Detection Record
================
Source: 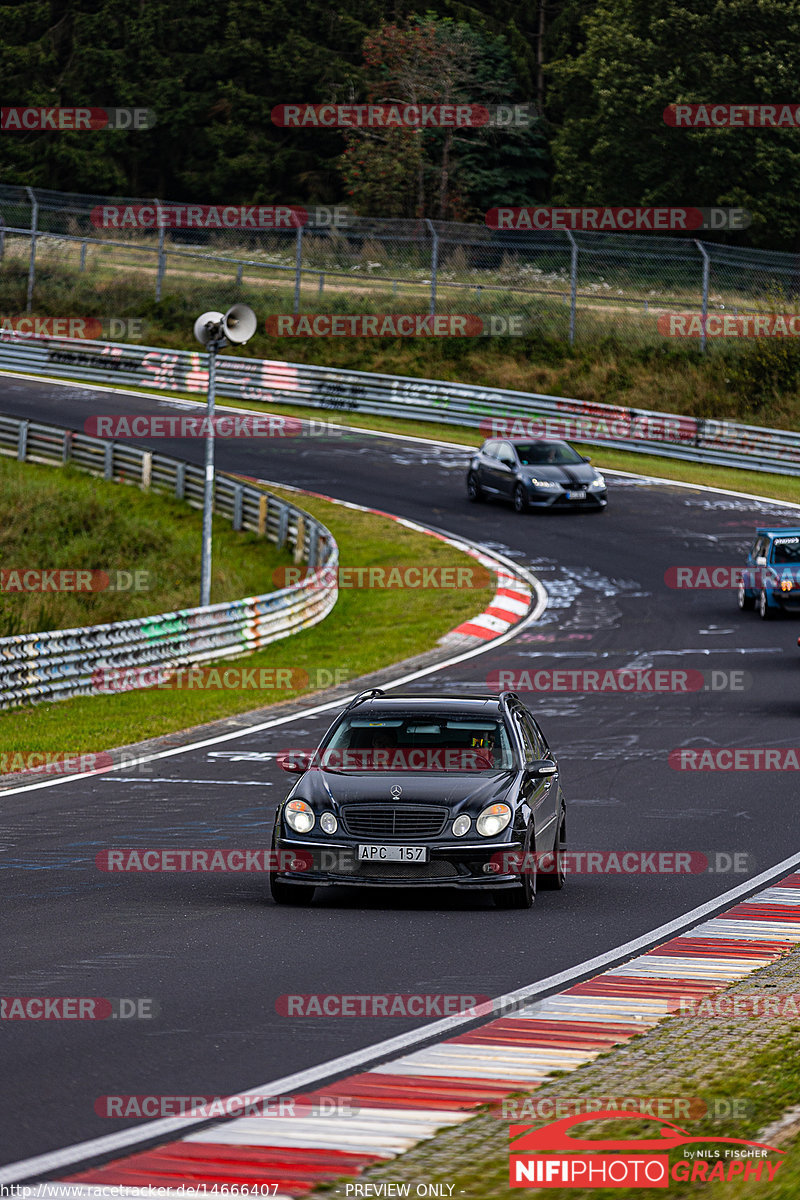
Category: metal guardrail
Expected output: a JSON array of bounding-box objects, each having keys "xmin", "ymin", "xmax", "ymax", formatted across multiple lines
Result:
[
  {"xmin": 0, "ymin": 412, "xmax": 338, "ymax": 709},
  {"xmin": 0, "ymin": 334, "xmax": 798, "ymax": 476}
]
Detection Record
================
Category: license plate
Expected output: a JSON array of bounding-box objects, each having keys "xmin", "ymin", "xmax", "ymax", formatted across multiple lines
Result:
[
  {"xmin": 358, "ymin": 845, "xmax": 428, "ymax": 862},
  {"xmin": 567, "ymin": 490, "xmax": 587, "ymax": 500}
]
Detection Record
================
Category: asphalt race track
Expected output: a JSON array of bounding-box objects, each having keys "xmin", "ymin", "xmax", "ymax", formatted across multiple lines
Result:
[{"xmin": 2, "ymin": 374, "xmax": 800, "ymax": 1166}]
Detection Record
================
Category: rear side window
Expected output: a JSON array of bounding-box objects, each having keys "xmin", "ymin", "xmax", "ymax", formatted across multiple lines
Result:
[{"xmin": 483, "ymin": 441, "xmax": 499, "ymax": 459}]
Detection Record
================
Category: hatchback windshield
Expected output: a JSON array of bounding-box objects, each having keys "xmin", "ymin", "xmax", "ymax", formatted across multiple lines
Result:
[
  {"xmin": 514, "ymin": 442, "xmax": 583, "ymax": 466},
  {"xmin": 771, "ymin": 538, "xmax": 800, "ymax": 564},
  {"xmin": 318, "ymin": 712, "xmax": 515, "ymax": 772}
]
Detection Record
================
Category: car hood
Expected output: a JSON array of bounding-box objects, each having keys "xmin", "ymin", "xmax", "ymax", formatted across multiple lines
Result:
[
  {"xmin": 521, "ymin": 462, "xmax": 597, "ymax": 483},
  {"xmin": 294, "ymin": 769, "xmax": 516, "ymax": 811}
]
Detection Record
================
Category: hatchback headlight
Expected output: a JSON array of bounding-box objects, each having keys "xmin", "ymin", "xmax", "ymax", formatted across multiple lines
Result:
[
  {"xmin": 589, "ymin": 474, "xmax": 606, "ymax": 489},
  {"xmin": 528, "ymin": 478, "xmax": 561, "ymax": 489},
  {"xmin": 285, "ymin": 799, "xmax": 315, "ymax": 834},
  {"xmin": 452, "ymin": 814, "xmax": 471, "ymax": 837},
  {"xmin": 320, "ymin": 812, "xmax": 338, "ymax": 834},
  {"xmin": 476, "ymin": 803, "xmax": 512, "ymax": 837}
]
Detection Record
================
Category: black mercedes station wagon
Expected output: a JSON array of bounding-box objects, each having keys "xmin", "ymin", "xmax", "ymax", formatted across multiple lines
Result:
[
  {"xmin": 269, "ymin": 689, "xmax": 567, "ymax": 909},
  {"xmin": 467, "ymin": 438, "xmax": 607, "ymax": 512}
]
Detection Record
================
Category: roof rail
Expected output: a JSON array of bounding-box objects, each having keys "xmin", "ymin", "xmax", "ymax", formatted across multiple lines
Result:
[
  {"xmin": 498, "ymin": 690, "xmax": 520, "ymax": 713},
  {"xmin": 344, "ymin": 687, "xmax": 385, "ymax": 712}
]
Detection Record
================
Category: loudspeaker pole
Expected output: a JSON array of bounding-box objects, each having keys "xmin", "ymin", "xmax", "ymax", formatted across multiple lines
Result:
[
  {"xmin": 193, "ymin": 304, "xmax": 257, "ymax": 608},
  {"xmin": 200, "ymin": 335, "xmax": 221, "ymax": 607}
]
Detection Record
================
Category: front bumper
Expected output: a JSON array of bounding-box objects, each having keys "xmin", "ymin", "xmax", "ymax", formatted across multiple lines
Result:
[
  {"xmin": 524, "ymin": 485, "xmax": 607, "ymax": 509},
  {"xmin": 274, "ymin": 836, "xmax": 526, "ymax": 889}
]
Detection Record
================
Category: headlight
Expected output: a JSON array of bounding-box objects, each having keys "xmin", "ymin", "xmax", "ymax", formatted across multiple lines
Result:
[
  {"xmin": 476, "ymin": 803, "xmax": 512, "ymax": 837},
  {"xmin": 452, "ymin": 814, "xmax": 471, "ymax": 837},
  {"xmin": 320, "ymin": 812, "xmax": 338, "ymax": 834},
  {"xmin": 589, "ymin": 474, "xmax": 606, "ymax": 489},
  {"xmin": 528, "ymin": 478, "xmax": 561, "ymax": 489},
  {"xmin": 285, "ymin": 799, "xmax": 315, "ymax": 834}
]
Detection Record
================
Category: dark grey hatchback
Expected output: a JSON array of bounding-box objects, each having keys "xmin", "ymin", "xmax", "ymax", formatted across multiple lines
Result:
[
  {"xmin": 269, "ymin": 689, "xmax": 567, "ymax": 909},
  {"xmin": 467, "ymin": 438, "xmax": 607, "ymax": 512}
]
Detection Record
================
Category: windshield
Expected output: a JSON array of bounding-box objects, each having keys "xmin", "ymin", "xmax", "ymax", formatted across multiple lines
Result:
[
  {"xmin": 514, "ymin": 442, "xmax": 583, "ymax": 466},
  {"xmin": 771, "ymin": 537, "xmax": 800, "ymax": 564},
  {"xmin": 319, "ymin": 712, "xmax": 515, "ymax": 772}
]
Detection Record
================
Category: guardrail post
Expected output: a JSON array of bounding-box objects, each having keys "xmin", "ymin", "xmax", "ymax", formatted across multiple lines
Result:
[
  {"xmin": 103, "ymin": 442, "xmax": 113, "ymax": 479},
  {"xmin": 425, "ymin": 219, "xmax": 438, "ymax": 316},
  {"xmin": 232, "ymin": 483, "xmax": 243, "ymax": 530},
  {"xmin": 17, "ymin": 420, "xmax": 29, "ymax": 462},
  {"xmin": 565, "ymin": 230, "xmax": 578, "ymax": 346},
  {"xmin": 258, "ymin": 493, "xmax": 268, "ymax": 535},
  {"xmin": 294, "ymin": 514, "xmax": 306, "ymax": 563},
  {"xmin": 307, "ymin": 522, "xmax": 319, "ymax": 570},
  {"xmin": 293, "ymin": 225, "xmax": 304, "ymax": 314},
  {"xmin": 141, "ymin": 450, "xmax": 152, "ymax": 489},
  {"xmin": 277, "ymin": 503, "xmax": 289, "ymax": 548},
  {"xmin": 695, "ymin": 239, "xmax": 710, "ymax": 354},
  {"xmin": 62, "ymin": 430, "xmax": 73, "ymax": 464},
  {"xmin": 155, "ymin": 199, "xmax": 166, "ymax": 302},
  {"xmin": 25, "ymin": 186, "xmax": 38, "ymax": 314},
  {"xmin": 175, "ymin": 460, "xmax": 185, "ymax": 498}
]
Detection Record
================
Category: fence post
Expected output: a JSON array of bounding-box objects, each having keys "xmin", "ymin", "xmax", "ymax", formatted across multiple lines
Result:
[
  {"xmin": 17, "ymin": 420, "xmax": 29, "ymax": 462},
  {"xmin": 293, "ymin": 225, "xmax": 304, "ymax": 314},
  {"xmin": 155, "ymin": 198, "xmax": 166, "ymax": 301},
  {"xmin": 695, "ymin": 240, "xmax": 710, "ymax": 354},
  {"xmin": 565, "ymin": 230, "xmax": 578, "ymax": 345},
  {"xmin": 0, "ymin": 208, "xmax": 5, "ymax": 262},
  {"xmin": 25, "ymin": 186, "xmax": 38, "ymax": 314},
  {"xmin": 425, "ymin": 218, "xmax": 438, "ymax": 316}
]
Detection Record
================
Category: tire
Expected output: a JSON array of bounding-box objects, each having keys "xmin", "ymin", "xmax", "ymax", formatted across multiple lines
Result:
[
  {"xmin": 494, "ymin": 835, "xmax": 535, "ymax": 909},
  {"xmin": 759, "ymin": 589, "xmax": 775, "ymax": 620},
  {"xmin": 513, "ymin": 483, "xmax": 529, "ymax": 514},
  {"xmin": 467, "ymin": 472, "xmax": 484, "ymax": 502},
  {"xmin": 270, "ymin": 876, "xmax": 315, "ymax": 905},
  {"xmin": 738, "ymin": 580, "xmax": 755, "ymax": 611},
  {"xmin": 538, "ymin": 812, "xmax": 566, "ymax": 891}
]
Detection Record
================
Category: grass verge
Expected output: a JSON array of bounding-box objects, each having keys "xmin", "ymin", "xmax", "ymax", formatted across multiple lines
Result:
[
  {"xmin": 0, "ymin": 455, "xmax": 294, "ymax": 636},
  {"xmin": 0, "ymin": 483, "xmax": 495, "ymax": 755},
  {"xmin": 312, "ymin": 944, "xmax": 800, "ymax": 1199}
]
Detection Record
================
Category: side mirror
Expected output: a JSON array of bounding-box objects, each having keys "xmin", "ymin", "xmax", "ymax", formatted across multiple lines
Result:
[
  {"xmin": 278, "ymin": 751, "xmax": 312, "ymax": 774},
  {"xmin": 526, "ymin": 759, "xmax": 557, "ymax": 778},
  {"xmin": 582, "ymin": 456, "xmax": 591, "ymax": 463}
]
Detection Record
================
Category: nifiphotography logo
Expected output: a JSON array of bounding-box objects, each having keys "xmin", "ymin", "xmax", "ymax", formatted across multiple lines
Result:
[{"xmin": 508, "ymin": 1111, "xmax": 784, "ymax": 1188}]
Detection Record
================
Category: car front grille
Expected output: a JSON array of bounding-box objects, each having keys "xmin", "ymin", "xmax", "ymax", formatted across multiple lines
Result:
[{"xmin": 341, "ymin": 804, "xmax": 448, "ymax": 839}]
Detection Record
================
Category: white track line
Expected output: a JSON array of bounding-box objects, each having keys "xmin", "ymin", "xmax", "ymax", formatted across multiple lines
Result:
[{"xmin": 4, "ymin": 847, "xmax": 800, "ymax": 1185}]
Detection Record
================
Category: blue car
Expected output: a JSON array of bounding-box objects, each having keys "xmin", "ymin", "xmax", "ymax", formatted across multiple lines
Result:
[{"xmin": 738, "ymin": 527, "xmax": 800, "ymax": 619}]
